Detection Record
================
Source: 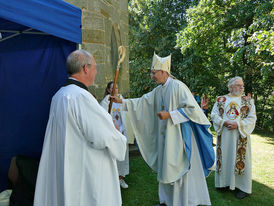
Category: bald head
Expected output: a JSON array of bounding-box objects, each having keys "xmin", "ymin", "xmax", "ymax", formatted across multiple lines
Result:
[
  {"xmin": 66, "ymin": 50, "xmax": 92, "ymax": 75},
  {"xmin": 66, "ymin": 50, "xmax": 97, "ymax": 87}
]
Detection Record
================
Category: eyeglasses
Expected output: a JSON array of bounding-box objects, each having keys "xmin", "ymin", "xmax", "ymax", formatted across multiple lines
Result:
[
  {"xmin": 150, "ymin": 70, "xmax": 161, "ymax": 75},
  {"xmin": 234, "ymin": 84, "xmax": 244, "ymax": 88}
]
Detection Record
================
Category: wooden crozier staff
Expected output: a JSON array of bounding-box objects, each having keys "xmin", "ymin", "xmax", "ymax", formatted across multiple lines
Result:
[{"xmin": 108, "ymin": 46, "xmax": 126, "ymax": 113}]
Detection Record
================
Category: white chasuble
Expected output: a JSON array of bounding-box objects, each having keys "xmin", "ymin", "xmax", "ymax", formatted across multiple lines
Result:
[
  {"xmin": 34, "ymin": 85, "xmax": 127, "ymax": 206},
  {"xmin": 211, "ymin": 94, "xmax": 256, "ymax": 193},
  {"xmin": 121, "ymin": 78, "xmax": 213, "ymax": 205}
]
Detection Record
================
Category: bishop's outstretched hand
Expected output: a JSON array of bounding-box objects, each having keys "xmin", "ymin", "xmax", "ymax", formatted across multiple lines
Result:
[
  {"xmin": 157, "ymin": 111, "xmax": 171, "ymax": 120},
  {"xmin": 109, "ymin": 96, "xmax": 122, "ymax": 104}
]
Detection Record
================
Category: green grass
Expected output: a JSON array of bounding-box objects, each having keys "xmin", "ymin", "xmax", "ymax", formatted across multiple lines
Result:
[{"xmin": 121, "ymin": 132, "xmax": 274, "ymax": 206}]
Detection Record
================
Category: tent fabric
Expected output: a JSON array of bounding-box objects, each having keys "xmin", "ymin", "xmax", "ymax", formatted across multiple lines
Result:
[
  {"xmin": 0, "ymin": 0, "xmax": 81, "ymax": 191},
  {"xmin": 0, "ymin": 0, "xmax": 82, "ymax": 43},
  {"xmin": 0, "ymin": 33, "xmax": 76, "ymax": 192}
]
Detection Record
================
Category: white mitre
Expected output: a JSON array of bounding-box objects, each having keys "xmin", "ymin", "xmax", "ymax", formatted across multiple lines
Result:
[{"xmin": 151, "ymin": 52, "xmax": 171, "ymax": 74}]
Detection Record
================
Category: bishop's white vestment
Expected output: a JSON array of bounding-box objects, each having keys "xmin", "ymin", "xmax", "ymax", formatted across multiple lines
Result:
[
  {"xmin": 121, "ymin": 78, "xmax": 215, "ymax": 206},
  {"xmin": 211, "ymin": 94, "xmax": 256, "ymax": 194},
  {"xmin": 34, "ymin": 82, "xmax": 127, "ymax": 206}
]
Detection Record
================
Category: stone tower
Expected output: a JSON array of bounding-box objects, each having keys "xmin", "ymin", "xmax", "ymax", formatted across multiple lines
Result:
[{"xmin": 65, "ymin": 0, "xmax": 129, "ymax": 101}]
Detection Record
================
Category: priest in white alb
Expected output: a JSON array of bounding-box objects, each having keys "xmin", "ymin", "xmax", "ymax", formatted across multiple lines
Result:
[
  {"xmin": 111, "ymin": 53, "xmax": 215, "ymax": 206},
  {"xmin": 211, "ymin": 76, "xmax": 256, "ymax": 199},
  {"xmin": 33, "ymin": 50, "xmax": 127, "ymax": 206}
]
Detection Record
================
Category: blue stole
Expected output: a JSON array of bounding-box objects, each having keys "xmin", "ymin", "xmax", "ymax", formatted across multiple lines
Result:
[{"xmin": 178, "ymin": 108, "xmax": 215, "ymax": 177}]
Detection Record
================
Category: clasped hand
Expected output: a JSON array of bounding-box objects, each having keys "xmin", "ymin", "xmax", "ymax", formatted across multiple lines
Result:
[{"xmin": 224, "ymin": 120, "xmax": 238, "ymax": 130}]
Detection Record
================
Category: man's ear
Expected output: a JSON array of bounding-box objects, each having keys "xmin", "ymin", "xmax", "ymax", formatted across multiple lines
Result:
[{"xmin": 83, "ymin": 64, "xmax": 88, "ymax": 74}]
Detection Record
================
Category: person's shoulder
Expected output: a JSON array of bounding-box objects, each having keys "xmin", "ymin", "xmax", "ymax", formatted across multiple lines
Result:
[
  {"xmin": 56, "ymin": 85, "xmax": 91, "ymax": 100},
  {"xmin": 152, "ymin": 84, "xmax": 162, "ymax": 92},
  {"xmin": 64, "ymin": 84, "xmax": 88, "ymax": 94},
  {"xmin": 215, "ymin": 94, "xmax": 228, "ymax": 103},
  {"xmin": 100, "ymin": 94, "xmax": 110, "ymax": 104},
  {"xmin": 171, "ymin": 79, "xmax": 189, "ymax": 89},
  {"xmin": 102, "ymin": 94, "xmax": 110, "ymax": 100},
  {"xmin": 217, "ymin": 93, "xmax": 228, "ymax": 97},
  {"xmin": 241, "ymin": 95, "xmax": 255, "ymax": 105}
]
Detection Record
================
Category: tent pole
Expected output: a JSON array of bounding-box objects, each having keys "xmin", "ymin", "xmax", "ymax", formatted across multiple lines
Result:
[{"xmin": 0, "ymin": 28, "xmax": 32, "ymax": 42}]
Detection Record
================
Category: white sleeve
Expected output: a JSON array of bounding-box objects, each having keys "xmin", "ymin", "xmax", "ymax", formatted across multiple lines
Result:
[
  {"xmin": 211, "ymin": 101, "xmax": 225, "ymax": 135},
  {"xmin": 236, "ymin": 101, "xmax": 257, "ymax": 138},
  {"xmin": 170, "ymin": 110, "xmax": 189, "ymax": 125},
  {"xmin": 77, "ymin": 94, "xmax": 127, "ymax": 161},
  {"xmin": 99, "ymin": 95, "xmax": 109, "ymax": 111}
]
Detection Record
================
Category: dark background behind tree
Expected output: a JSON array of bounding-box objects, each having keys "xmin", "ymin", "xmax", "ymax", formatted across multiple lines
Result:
[{"xmin": 128, "ymin": 0, "xmax": 273, "ymax": 132}]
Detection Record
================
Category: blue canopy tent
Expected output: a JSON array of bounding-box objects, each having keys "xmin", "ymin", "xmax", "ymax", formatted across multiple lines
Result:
[{"xmin": 0, "ymin": 0, "xmax": 82, "ymax": 191}]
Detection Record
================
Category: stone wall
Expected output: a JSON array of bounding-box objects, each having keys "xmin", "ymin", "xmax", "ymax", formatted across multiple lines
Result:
[{"xmin": 65, "ymin": 0, "xmax": 129, "ymax": 101}]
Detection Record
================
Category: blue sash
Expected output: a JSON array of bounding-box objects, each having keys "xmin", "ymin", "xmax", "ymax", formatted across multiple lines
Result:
[{"xmin": 178, "ymin": 108, "xmax": 215, "ymax": 177}]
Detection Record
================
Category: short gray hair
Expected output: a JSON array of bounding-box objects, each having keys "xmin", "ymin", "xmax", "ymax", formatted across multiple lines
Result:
[
  {"xmin": 227, "ymin": 76, "xmax": 243, "ymax": 91},
  {"xmin": 66, "ymin": 50, "xmax": 92, "ymax": 75}
]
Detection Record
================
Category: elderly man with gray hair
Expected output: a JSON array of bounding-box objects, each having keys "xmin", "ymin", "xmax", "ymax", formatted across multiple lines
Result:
[
  {"xmin": 211, "ymin": 76, "xmax": 257, "ymax": 199},
  {"xmin": 34, "ymin": 50, "xmax": 127, "ymax": 206}
]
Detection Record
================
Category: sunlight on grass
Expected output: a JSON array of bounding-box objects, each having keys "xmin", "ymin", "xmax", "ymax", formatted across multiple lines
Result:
[
  {"xmin": 251, "ymin": 134, "xmax": 274, "ymax": 188},
  {"xmin": 121, "ymin": 132, "xmax": 274, "ymax": 206}
]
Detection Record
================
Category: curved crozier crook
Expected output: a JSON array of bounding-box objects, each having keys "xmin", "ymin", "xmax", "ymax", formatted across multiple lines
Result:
[{"xmin": 117, "ymin": 46, "xmax": 126, "ymax": 66}]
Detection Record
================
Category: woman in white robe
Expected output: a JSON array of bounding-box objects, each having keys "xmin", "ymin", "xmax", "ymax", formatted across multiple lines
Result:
[{"xmin": 100, "ymin": 81, "xmax": 130, "ymax": 189}]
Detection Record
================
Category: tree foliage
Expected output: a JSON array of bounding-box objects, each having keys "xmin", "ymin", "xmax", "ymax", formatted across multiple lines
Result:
[
  {"xmin": 129, "ymin": 0, "xmax": 273, "ymax": 131},
  {"xmin": 128, "ymin": 0, "xmax": 199, "ymax": 97},
  {"xmin": 176, "ymin": 0, "xmax": 273, "ymax": 130}
]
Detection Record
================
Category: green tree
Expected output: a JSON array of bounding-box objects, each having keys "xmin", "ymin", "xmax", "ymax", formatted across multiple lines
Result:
[
  {"xmin": 176, "ymin": 0, "xmax": 273, "ymax": 131},
  {"xmin": 129, "ymin": 0, "xmax": 273, "ymax": 131},
  {"xmin": 128, "ymin": 0, "xmax": 199, "ymax": 97}
]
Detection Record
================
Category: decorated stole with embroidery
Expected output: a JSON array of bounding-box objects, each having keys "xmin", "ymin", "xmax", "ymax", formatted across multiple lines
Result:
[
  {"xmin": 216, "ymin": 95, "xmax": 251, "ymax": 175},
  {"xmin": 216, "ymin": 96, "xmax": 226, "ymax": 173},
  {"xmin": 234, "ymin": 96, "xmax": 251, "ymax": 175},
  {"xmin": 111, "ymin": 94, "xmax": 122, "ymax": 121}
]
